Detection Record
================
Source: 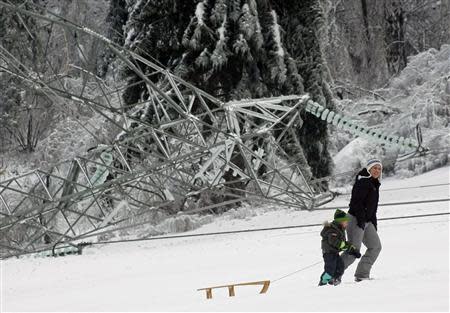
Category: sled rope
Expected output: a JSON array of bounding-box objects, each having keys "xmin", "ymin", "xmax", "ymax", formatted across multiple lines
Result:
[{"xmin": 271, "ymin": 260, "xmax": 323, "ymax": 283}]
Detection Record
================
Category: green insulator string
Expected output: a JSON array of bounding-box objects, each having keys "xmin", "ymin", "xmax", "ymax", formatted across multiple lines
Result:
[{"xmin": 304, "ymin": 99, "xmax": 422, "ymax": 152}]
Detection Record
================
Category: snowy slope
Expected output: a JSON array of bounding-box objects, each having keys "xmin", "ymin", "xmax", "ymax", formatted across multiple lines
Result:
[{"xmin": 1, "ymin": 167, "xmax": 449, "ymax": 312}]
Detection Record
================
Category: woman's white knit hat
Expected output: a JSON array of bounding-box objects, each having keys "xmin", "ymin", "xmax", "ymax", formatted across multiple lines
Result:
[{"xmin": 366, "ymin": 158, "xmax": 383, "ymax": 172}]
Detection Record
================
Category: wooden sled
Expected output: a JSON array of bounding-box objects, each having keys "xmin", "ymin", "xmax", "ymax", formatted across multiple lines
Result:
[{"xmin": 198, "ymin": 280, "xmax": 270, "ymax": 299}]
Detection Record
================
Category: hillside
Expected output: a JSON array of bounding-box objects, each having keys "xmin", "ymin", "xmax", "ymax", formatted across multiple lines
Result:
[{"xmin": 2, "ymin": 166, "xmax": 449, "ymax": 311}]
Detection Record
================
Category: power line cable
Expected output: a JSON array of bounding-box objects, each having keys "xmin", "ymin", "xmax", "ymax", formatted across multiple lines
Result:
[
  {"xmin": 317, "ymin": 198, "xmax": 449, "ymax": 210},
  {"xmin": 87, "ymin": 211, "xmax": 449, "ymax": 246}
]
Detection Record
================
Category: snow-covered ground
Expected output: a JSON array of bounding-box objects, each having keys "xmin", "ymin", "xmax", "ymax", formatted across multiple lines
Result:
[{"xmin": 1, "ymin": 166, "xmax": 449, "ymax": 312}]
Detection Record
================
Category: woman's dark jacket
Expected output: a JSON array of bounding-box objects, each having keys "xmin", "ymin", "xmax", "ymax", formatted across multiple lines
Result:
[{"xmin": 348, "ymin": 168, "xmax": 381, "ymax": 230}]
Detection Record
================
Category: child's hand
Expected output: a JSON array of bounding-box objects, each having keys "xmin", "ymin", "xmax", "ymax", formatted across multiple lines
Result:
[{"xmin": 341, "ymin": 241, "xmax": 352, "ymax": 251}]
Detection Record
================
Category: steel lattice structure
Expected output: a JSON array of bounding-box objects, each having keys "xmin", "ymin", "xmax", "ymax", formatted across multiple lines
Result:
[
  {"xmin": 0, "ymin": 1, "xmax": 427, "ymax": 259},
  {"xmin": 0, "ymin": 2, "xmax": 337, "ymax": 259}
]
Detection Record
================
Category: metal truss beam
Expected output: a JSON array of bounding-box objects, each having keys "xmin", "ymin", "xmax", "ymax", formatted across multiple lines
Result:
[{"xmin": 0, "ymin": 1, "xmax": 333, "ymax": 259}]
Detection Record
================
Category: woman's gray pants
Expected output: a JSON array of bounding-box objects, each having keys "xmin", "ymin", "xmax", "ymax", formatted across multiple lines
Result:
[{"xmin": 341, "ymin": 214, "xmax": 382, "ymax": 278}]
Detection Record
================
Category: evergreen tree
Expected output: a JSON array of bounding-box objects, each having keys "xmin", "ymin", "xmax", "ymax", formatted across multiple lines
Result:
[
  {"xmin": 99, "ymin": 0, "xmax": 129, "ymax": 77},
  {"xmin": 0, "ymin": 1, "xmax": 52, "ymax": 152},
  {"xmin": 176, "ymin": 0, "xmax": 311, "ymax": 187},
  {"xmin": 176, "ymin": 0, "xmax": 303, "ymax": 101},
  {"xmin": 121, "ymin": 0, "xmax": 334, "ymax": 182},
  {"xmin": 121, "ymin": 0, "xmax": 198, "ymax": 106},
  {"xmin": 275, "ymin": 0, "xmax": 335, "ymax": 178}
]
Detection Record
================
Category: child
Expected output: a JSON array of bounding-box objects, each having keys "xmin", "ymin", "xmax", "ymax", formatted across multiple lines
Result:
[{"xmin": 319, "ymin": 209, "xmax": 361, "ymax": 286}]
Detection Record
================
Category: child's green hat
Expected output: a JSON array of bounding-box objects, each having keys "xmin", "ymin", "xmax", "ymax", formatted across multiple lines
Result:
[{"xmin": 334, "ymin": 209, "xmax": 350, "ymax": 223}]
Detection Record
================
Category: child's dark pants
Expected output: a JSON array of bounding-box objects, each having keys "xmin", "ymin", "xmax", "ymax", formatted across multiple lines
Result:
[{"xmin": 320, "ymin": 252, "xmax": 345, "ymax": 282}]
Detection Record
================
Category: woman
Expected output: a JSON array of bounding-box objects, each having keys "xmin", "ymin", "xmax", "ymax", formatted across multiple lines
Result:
[{"xmin": 341, "ymin": 159, "xmax": 382, "ymax": 282}]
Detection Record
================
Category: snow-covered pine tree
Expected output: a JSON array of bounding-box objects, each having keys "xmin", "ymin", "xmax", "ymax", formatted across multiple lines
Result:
[
  {"xmin": 117, "ymin": 0, "xmax": 312, "ymax": 210},
  {"xmin": 0, "ymin": 1, "xmax": 53, "ymax": 153},
  {"xmin": 176, "ymin": 0, "xmax": 313, "ymax": 204},
  {"xmin": 120, "ymin": 0, "xmax": 335, "ymax": 190},
  {"xmin": 177, "ymin": 0, "xmax": 303, "ymax": 101},
  {"xmin": 121, "ymin": 0, "xmax": 198, "ymax": 106},
  {"xmin": 275, "ymin": 0, "xmax": 334, "ymax": 179},
  {"xmin": 99, "ymin": 0, "xmax": 129, "ymax": 77}
]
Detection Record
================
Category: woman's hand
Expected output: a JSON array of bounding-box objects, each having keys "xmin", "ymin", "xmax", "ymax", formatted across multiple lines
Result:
[{"xmin": 347, "ymin": 245, "xmax": 362, "ymax": 258}]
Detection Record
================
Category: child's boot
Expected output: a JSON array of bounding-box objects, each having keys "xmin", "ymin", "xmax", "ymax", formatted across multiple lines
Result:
[{"xmin": 318, "ymin": 272, "xmax": 332, "ymax": 286}]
